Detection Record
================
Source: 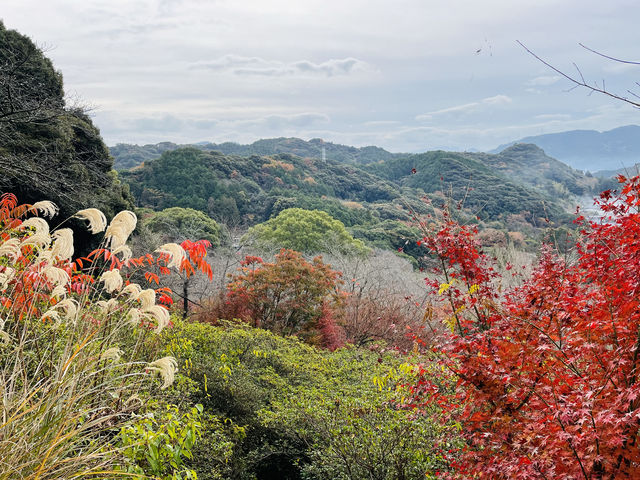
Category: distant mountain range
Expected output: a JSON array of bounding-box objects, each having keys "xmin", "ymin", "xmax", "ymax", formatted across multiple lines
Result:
[
  {"xmin": 110, "ymin": 137, "xmax": 404, "ymax": 171},
  {"xmin": 491, "ymin": 125, "xmax": 640, "ymax": 173}
]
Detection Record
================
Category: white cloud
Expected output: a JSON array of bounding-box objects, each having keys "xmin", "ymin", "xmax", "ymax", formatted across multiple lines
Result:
[
  {"xmin": 191, "ymin": 55, "xmax": 370, "ymax": 77},
  {"xmin": 416, "ymin": 95, "xmax": 512, "ymax": 121},
  {"xmin": 525, "ymin": 75, "xmax": 560, "ymax": 86},
  {"xmin": 482, "ymin": 94, "xmax": 512, "ymax": 106},
  {"xmin": 415, "ymin": 102, "xmax": 479, "ymax": 121}
]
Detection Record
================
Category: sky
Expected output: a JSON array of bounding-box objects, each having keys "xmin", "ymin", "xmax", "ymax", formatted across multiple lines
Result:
[{"xmin": 3, "ymin": 0, "xmax": 640, "ymax": 152}]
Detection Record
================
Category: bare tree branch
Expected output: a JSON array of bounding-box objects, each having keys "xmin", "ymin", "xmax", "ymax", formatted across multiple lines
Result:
[
  {"xmin": 517, "ymin": 40, "xmax": 640, "ymax": 109},
  {"xmin": 579, "ymin": 43, "xmax": 640, "ymax": 65}
]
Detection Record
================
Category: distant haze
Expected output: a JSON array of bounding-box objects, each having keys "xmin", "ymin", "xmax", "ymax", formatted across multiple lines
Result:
[
  {"xmin": 2, "ymin": 0, "xmax": 640, "ymax": 151},
  {"xmin": 492, "ymin": 125, "xmax": 640, "ymax": 172}
]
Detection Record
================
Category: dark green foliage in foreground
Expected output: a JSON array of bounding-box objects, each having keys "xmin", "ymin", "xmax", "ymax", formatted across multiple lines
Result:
[
  {"xmin": 0, "ymin": 21, "xmax": 133, "ymax": 253},
  {"xmin": 163, "ymin": 321, "xmax": 457, "ymax": 480}
]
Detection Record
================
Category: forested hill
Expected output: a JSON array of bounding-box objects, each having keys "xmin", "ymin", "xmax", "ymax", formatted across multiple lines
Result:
[
  {"xmin": 364, "ymin": 150, "xmax": 568, "ymax": 220},
  {"xmin": 111, "ymin": 137, "xmax": 404, "ymax": 170},
  {"xmin": 120, "ymin": 146, "xmax": 576, "ymax": 251},
  {"xmin": 464, "ymin": 143, "xmax": 600, "ymax": 198}
]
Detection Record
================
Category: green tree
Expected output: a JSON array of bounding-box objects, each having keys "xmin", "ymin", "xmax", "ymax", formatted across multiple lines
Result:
[
  {"xmin": 0, "ymin": 21, "xmax": 133, "ymax": 254},
  {"xmin": 144, "ymin": 206, "xmax": 221, "ymax": 247},
  {"xmin": 246, "ymin": 208, "xmax": 369, "ymax": 255}
]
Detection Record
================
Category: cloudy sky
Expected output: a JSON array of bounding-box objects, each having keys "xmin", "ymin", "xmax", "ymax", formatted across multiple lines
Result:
[{"xmin": 3, "ymin": 0, "xmax": 640, "ymax": 152}]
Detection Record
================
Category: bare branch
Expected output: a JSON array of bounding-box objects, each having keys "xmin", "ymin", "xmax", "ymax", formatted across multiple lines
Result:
[
  {"xmin": 579, "ymin": 43, "xmax": 640, "ymax": 65},
  {"xmin": 517, "ymin": 40, "xmax": 640, "ymax": 109}
]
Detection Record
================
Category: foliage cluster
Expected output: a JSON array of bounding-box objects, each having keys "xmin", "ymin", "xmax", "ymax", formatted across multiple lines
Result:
[
  {"xmin": 163, "ymin": 320, "xmax": 459, "ymax": 480},
  {"xmin": 245, "ymin": 207, "xmax": 369, "ymax": 255},
  {"xmin": 410, "ymin": 175, "xmax": 640, "ymax": 478}
]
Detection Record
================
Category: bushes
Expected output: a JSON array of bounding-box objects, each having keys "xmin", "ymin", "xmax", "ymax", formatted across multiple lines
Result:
[{"xmin": 164, "ymin": 320, "xmax": 458, "ymax": 480}]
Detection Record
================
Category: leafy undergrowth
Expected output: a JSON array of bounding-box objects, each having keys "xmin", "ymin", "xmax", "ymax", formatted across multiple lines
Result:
[{"xmin": 163, "ymin": 319, "xmax": 461, "ymax": 480}]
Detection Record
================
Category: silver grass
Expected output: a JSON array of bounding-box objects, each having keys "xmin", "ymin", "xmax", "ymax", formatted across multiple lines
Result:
[
  {"xmin": 0, "ymin": 267, "xmax": 15, "ymax": 292},
  {"xmin": 29, "ymin": 201, "xmax": 59, "ymax": 218},
  {"xmin": 0, "ymin": 238, "xmax": 21, "ymax": 261},
  {"xmin": 100, "ymin": 347, "xmax": 124, "ymax": 362},
  {"xmin": 53, "ymin": 298, "xmax": 79, "ymax": 323},
  {"xmin": 41, "ymin": 309, "xmax": 61, "ymax": 323},
  {"xmin": 144, "ymin": 305, "xmax": 170, "ymax": 333},
  {"xmin": 51, "ymin": 229, "xmax": 74, "ymax": 261},
  {"xmin": 50, "ymin": 285, "xmax": 67, "ymax": 299},
  {"xmin": 146, "ymin": 356, "xmax": 178, "ymax": 389},
  {"xmin": 74, "ymin": 208, "xmax": 107, "ymax": 234},
  {"xmin": 42, "ymin": 265, "xmax": 70, "ymax": 287},
  {"xmin": 122, "ymin": 282, "xmax": 142, "ymax": 299},
  {"xmin": 105, "ymin": 210, "xmax": 137, "ymax": 248},
  {"xmin": 100, "ymin": 269, "xmax": 123, "ymax": 293},
  {"xmin": 112, "ymin": 245, "xmax": 133, "ymax": 261},
  {"xmin": 137, "ymin": 289, "xmax": 156, "ymax": 309},
  {"xmin": 20, "ymin": 217, "xmax": 51, "ymax": 249},
  {"xmin": 127, "ymin": 307, "xmax": 142, "ymax": 326},
  {"xmin": 96, "ymin": 298, "xmax": 118, "ymax": 313},
  {"xmin": 155, "ymin": 243, "xmax": 186, "ymax": 269}
]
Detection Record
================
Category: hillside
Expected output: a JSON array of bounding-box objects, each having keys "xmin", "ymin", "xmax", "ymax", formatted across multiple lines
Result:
[
  {"xmin": 111, "ymin": 137, "xmax": 404, "ymax": 170},
  {"xmin": 491, "ymin": 125, "xmax": 640, "ymax": 172},
  {"xmin": 466, "ymin": 144, "xmax": 600, "ymax": 199},
  {"xmin": 366, "ymin": 150, "xmax": 569, "ymax": 221},
  {"xmin": 120, "ymin": 146, "xmax": 577, "ymax": 264}
]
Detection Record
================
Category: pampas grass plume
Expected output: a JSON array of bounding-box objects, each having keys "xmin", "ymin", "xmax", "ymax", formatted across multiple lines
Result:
[
  {"xmin": 100, "ymin": 269, "xmax": 123, "ymax": 293},
  {"xmin": 74, "ymin": 208, "xmax": 107, "ymax": 234},
  {"xmin": 100, "ymin": 347, "xmax": 124, "ymax": 362},
  {"xmin": 146, "ymin": 356, "xmax": 178, "ymax": 389},
  {"xmin": 0, "ymin": 238, "xmax": 21, "ymax": 261},
  {"xmin": 43, "ymin": 265, "xmax": 70, "ymax": 287},
  {"xmin": 155, "ymin": 243, "xmax": 186, "ymax": 269},
  {"xmin": 30, "ymin": 201, "xmax": 59, "ymax": 218},
  {"xmin": 105, "ymin": 211, "xmax": 137, "ymax": 248},
  {"xmin": 144, "ymin": 305, "xmax": 170, "ymax": 333},
  {"xmin": 137, "ymin": 289, "xmax": 156, "ymax": 309},
  {"xmin": 51, "ymin": 229, "xmax": 74, "ymax": 261}
]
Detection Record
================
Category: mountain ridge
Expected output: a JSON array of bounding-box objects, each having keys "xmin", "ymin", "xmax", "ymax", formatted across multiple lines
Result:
[{"xmin": 490, "ymin": 125, "xmax": 640, "ymax": 172}]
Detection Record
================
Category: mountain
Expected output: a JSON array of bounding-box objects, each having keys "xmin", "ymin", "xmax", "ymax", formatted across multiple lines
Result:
[
  {"xmin": 366, "ymin": 150, "xmax": 568, "ymax": 221},
  {"xmin": 110, "ymin": 137, "xmax": 404, "ymax": 171},
  {"xmin": 120, "ymin": 146, "xmax": 578, "ymax": 262},
  {"xmin": 466, "ymin": 144, "xmax": 599, "ymax": 199},
  {"xmin": 490, "ymin": 125, "xmax": 640, "ymax": 172}
]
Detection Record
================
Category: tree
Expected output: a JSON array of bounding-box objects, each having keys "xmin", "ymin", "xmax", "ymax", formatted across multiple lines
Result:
[
  {"xmin": 144, "ymin": 207, "xmax": 221, "ymax": 247},
  {"xmin": 224, "ymin": 249, "xmax": 344, "ymax": 344},
  {"xmin": 0, "ymin": 21, "xmax": 133, "ymax": 255},
  {"xmin": 410, "ymin": 176, "xmax": 640, "ymax": 479},
  {"xmin": 245, "ymin": 207, "xmax": 369, "ymax": 256}
]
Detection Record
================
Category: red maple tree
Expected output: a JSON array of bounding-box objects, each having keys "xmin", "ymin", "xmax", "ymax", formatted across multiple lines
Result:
[{"xmin": 412, "ymin": 176, "xmax": 640, "ymax": 479}]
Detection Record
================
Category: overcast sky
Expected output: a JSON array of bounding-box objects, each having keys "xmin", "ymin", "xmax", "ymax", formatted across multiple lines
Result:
[{"xmin": 3, "ymin": 0, "xmax": 640, "ymax": 152}]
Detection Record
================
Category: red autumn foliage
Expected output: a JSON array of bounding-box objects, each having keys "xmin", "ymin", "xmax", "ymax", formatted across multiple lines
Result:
[
  {"xmin": 205, "ymin": 249, "xmax": 345, "ymax": 346},
  {"xmin": 411, "ymin": 176, "xmax": 640, "ymax": 479}
]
